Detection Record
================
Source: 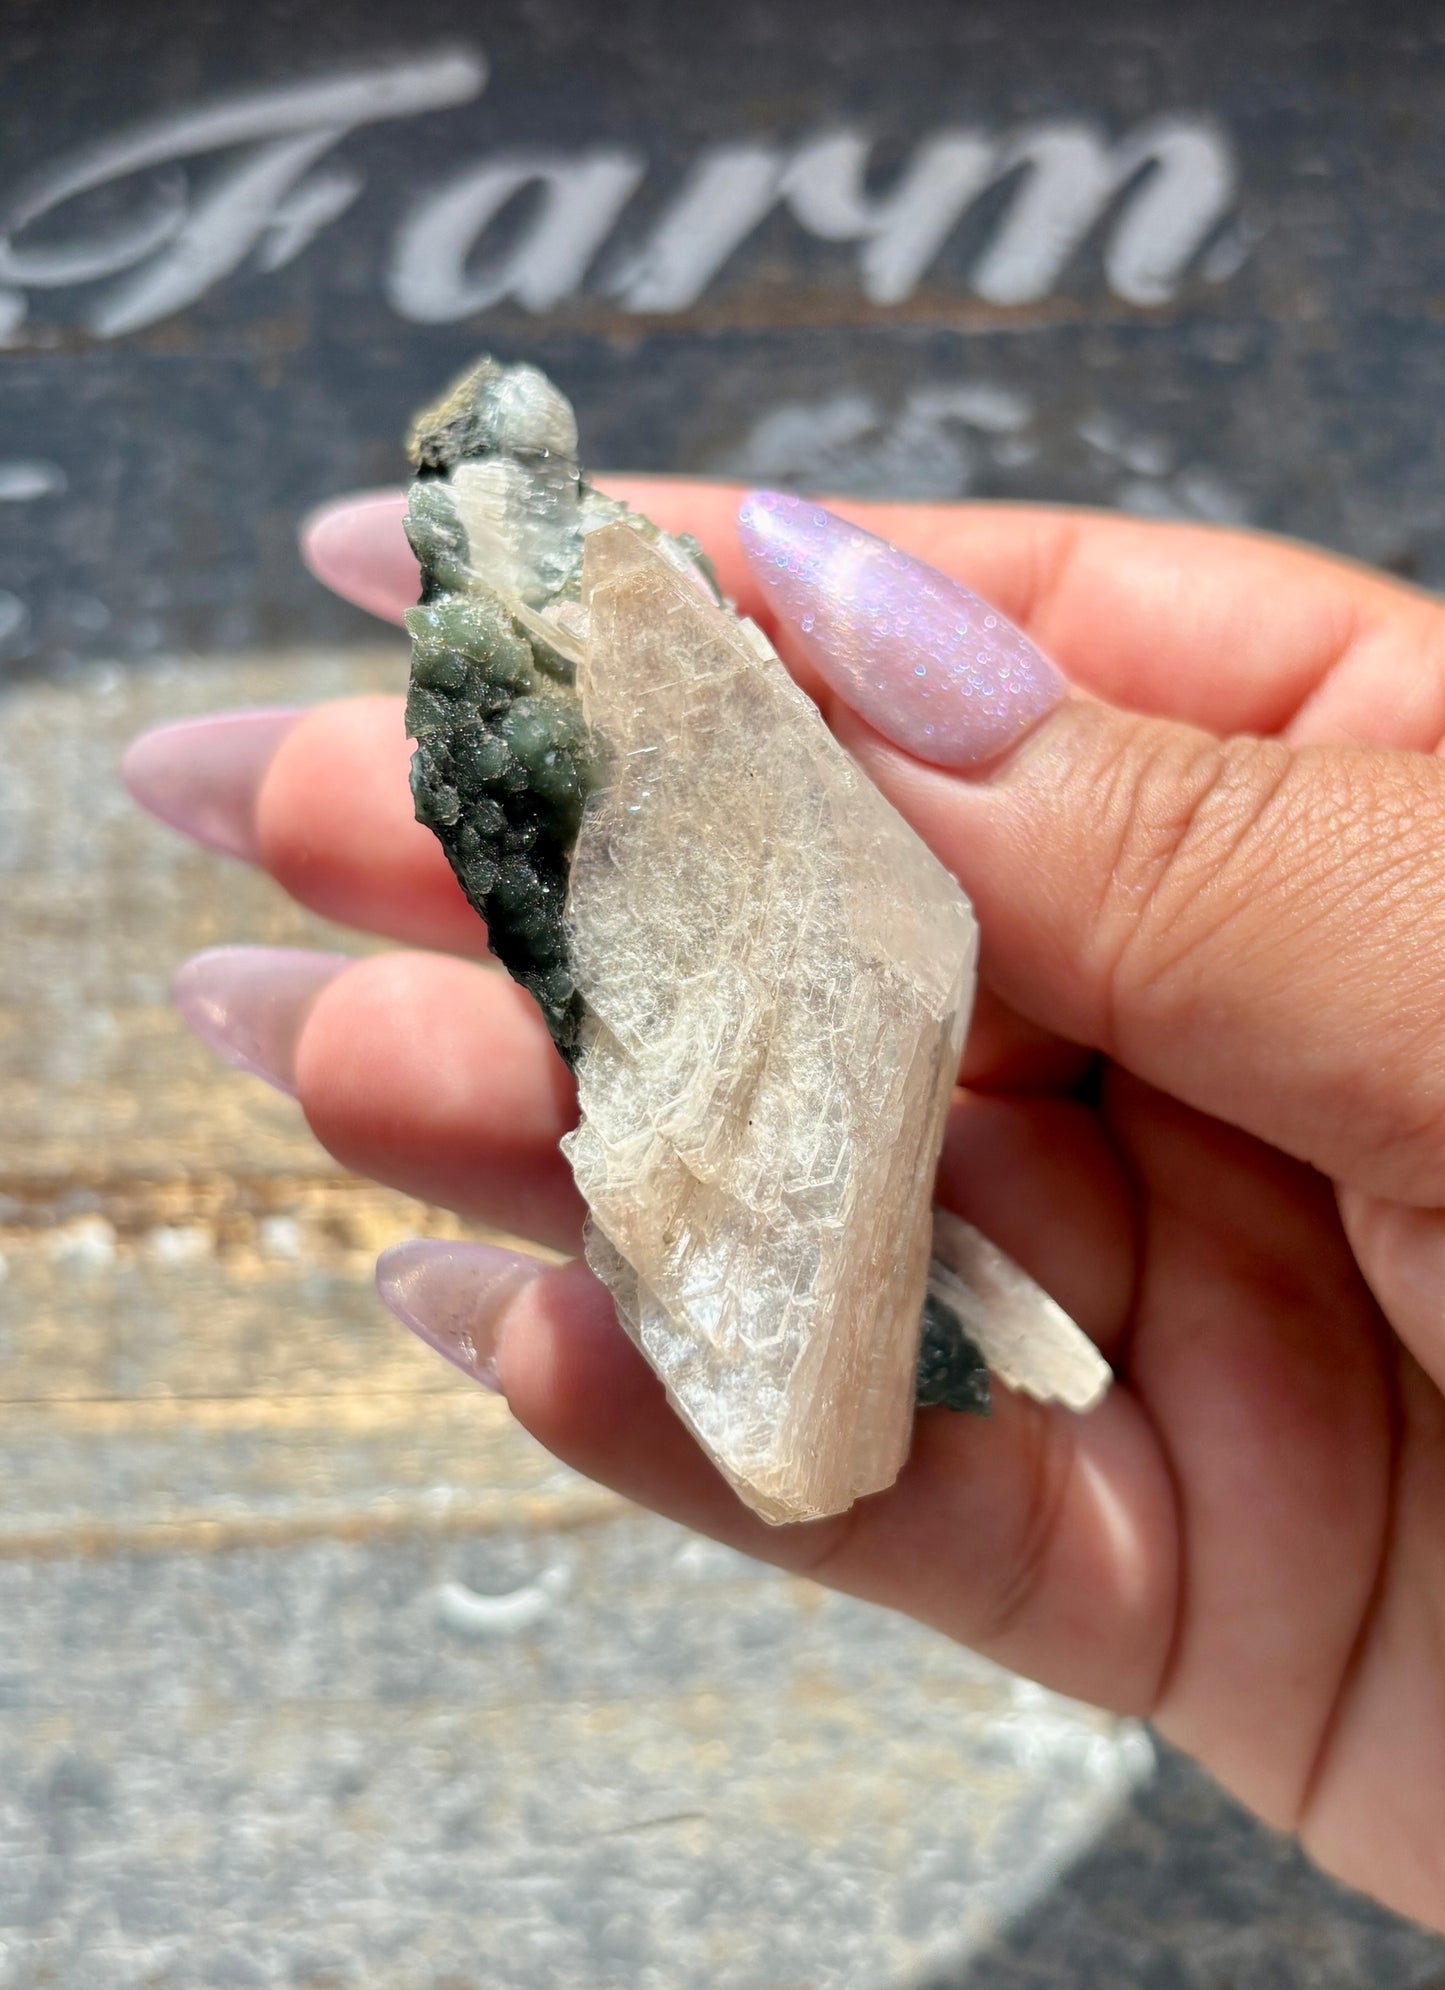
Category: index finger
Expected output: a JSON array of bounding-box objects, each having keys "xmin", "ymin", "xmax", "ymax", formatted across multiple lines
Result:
[{"xmin": 303, "ymin": 481, "xmax": 1436, "ymax": 743}]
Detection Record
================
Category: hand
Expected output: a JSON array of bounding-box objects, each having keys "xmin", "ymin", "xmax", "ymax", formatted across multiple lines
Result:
[{"xmin": 126, "ymin": 483, "xmax": 1445, "ymax": 1931}]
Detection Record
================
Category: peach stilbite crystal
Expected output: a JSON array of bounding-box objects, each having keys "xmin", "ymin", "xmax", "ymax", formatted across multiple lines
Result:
[{"xmin": 561, "ymin": 525, "xmax": 977, "ymax": 1523}]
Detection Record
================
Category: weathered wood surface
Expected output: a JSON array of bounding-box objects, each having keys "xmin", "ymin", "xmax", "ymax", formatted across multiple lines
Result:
[{"xmin": 0, "ymin": 649, "xmax": 610, "ymax": 1558}]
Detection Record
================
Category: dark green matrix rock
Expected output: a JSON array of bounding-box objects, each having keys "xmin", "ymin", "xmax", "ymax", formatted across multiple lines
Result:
[
  {"xmin": 915, "ymin": 1293, "xmax": 992, "ymax": 1415},
  {"xmin": 403, "ymin": 361, "xmax": 608, "ymax": 1064}
]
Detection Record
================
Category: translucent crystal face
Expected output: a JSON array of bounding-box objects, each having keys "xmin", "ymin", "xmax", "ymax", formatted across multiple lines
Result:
[
  {"xmin": 407, "ymin": 357, "xmax": 579, "ymax": 474},
  {"xmin": 562, "ymin": 526, "xmax": 977, "ymax": 1522}
]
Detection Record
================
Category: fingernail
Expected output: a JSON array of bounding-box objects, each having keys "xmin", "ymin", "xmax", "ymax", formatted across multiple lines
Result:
[
  {"xmin": 737, "ymin": 491, "xmax": 1065, "ymax": 769},
  {"xmin": 173, "ymin": 946, "xmax": 349, "ymax": 1096},
  {"xmin": 122, "ymin": 709, "xmax": 302, "ymax": 861},
  {"xmin": 301, "ymin": 490, "xmax": 417, "ymax": 623},
  {"xmin": 375, "ymin": 1239, "xmax": 546, "ymax": 1391}
]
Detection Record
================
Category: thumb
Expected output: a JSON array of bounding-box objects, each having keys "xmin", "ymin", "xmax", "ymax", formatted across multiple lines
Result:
[{"xmin": 738, "ymin": 493, "xmax": 1445, "ymax": 1204}]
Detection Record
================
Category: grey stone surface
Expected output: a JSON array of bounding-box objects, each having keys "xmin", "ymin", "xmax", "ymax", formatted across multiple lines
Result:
[
  {"xmin": 0, "ymin": 1522, "xmax": 1442, "ymax": 1988},
  {"xmin": 0, "ymin": 1521, "xmax": 1141, "ymax": 1988}
]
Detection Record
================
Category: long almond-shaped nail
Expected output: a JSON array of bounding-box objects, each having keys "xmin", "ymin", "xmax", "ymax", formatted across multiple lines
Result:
[
  {"xmin": 375, "ymin": 1239, "xmax": 546, "ymax": 1391},
  {"xmin": 173, "ymin": 946, "xmax": 348, "ymax": 1096},
  {"xmin": 737, "ymin": 491, "xmax": 1065, "ymax": 768},
  {"xmin": 122, "ymin": 709, "xmax": 303, "ymax": 861},
  {"xmin": 301, "ymin": 491, "xmax": 416, "ymax": 623}
]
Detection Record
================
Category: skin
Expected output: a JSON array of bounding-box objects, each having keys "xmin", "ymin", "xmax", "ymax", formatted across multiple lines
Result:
[{"xmin": 255, "ymin": 482, "xmax": 1445, "ymax": 1928}]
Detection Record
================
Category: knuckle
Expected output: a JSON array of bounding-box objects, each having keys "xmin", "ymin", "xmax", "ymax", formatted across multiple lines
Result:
[
  {"xmin": 1073, "ymin": 712, "xmax": 1445, "ymax": 1190},
  {"xmin": 1081, "ymin": 720, "xmax": 1298, "ymax": 1044},
  {"xmin": 972, "ymin": 1404, "xmax": 1077, "ymax": 1651}
]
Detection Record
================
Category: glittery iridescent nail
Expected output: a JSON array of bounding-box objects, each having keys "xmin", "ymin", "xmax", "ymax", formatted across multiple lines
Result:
[{"xmin": 737, "ymin": 492, "xmax": 1065, "ymax": 769}]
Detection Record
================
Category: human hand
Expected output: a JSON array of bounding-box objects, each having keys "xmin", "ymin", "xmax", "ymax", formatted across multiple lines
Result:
[{"xmin": 125, "ymin": 483, "xmax": 1445, "ymax": 1930}]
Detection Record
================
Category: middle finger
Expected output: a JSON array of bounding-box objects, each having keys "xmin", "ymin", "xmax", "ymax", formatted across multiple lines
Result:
[
  {"xmin": 294, "ymin": 947, "xmax": 585, "ymax": 1251},
  {"xmin": 251, "ymin": 695, "xmax": 1090, "ymax": 1092}
]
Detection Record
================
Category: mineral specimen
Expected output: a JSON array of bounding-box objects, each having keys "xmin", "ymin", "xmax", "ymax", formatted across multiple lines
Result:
[
  {"xmin": 563, "ymin": 522, "xmax": 974, "ymax": 1520},
  {"xmin": 404, "ymin": 357, "xmax": 1108, "ymax": 1524},
  {"xmin": 926, "ymin": 1212, "xmax": 1111, "ymax": 1414}
]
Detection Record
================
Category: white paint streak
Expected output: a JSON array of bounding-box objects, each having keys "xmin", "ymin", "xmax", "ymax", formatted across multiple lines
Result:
[
  {"xmin": 1079, "ymin": 412, "xmax": 1174, "ymax": 474},
  {"xmin": 0, "ymin": 50, "xmax": 487, "ymax": 332},
  {"xmin": 717, "ymin": 383, "xmax": 1039, "ymax": 499},
  {"xmin": 0, "ymin": 50, "xmax": 1243, "ymax": 332},
  {"xmin": 608, "ymin": 145, "xmax": 785, "ymax": 312},
  {"xmin": 92, "ymin": 130, "xmax": 352, "ymax": 337},
  {"xmin": 905, "ymin": 381, "xmax": 1032, "ymax": 433},
  {"xmin": 611, "ymin": 115, "xmax": 1235, "ymax": 316},
  {"xmin": 0, "ymin": 460, "xmax": 66, "ymax": 500},
  {"xmin": 1102, "ymin": 119, "xmax": 1239, "ymax": 306},
  {"xmin": 718, "ymin": 384, "xmax": 1254, "ymax": 526},
  {"xmin": 783, "ymin": 129, "xmax": 997, "ymax": 305},
  {"xmin": 390, "ymin": 150, "xmax": 645, "ymax": 320},
  {"xmin": 255, "ymin": 163, "xmax": 364, "ymax": 273},
  {"xmin": 971, "ymin": 117, "xmax": 1236, "ymax": 306},
  {"xmin": 433, "ymin": 1566, "xmax": 570, "ymax": 1639}
]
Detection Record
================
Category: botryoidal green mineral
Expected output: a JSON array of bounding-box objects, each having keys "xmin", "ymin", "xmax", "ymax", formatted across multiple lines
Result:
[
  {"xmin": 404, "ymin": 367, "xmax": 597, "ymax": 1061},
  {"xmin": 403, "ymin": 358, "xmax": 718, "ymax": 1066},
  {"xmin": 405, "ymin": 561, "xmax": 593, "ymax": 1062},
  {"xmin": 915, "ymin": 1294, "xmax": 993, "ymax": 1414}
]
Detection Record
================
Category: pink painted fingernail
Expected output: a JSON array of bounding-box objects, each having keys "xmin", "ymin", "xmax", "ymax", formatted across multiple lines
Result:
[
  {"xmin": 122, "ymin": 709, "xmax": 302, "ymax": 861},
  {"xmin": 301, "ymin": 490, "xmax": 417, "ymax": 623},
  {"xmin": 173, "ymin": 946, "xmax": 349, "ymax": 1096},
  {"xmin": 375, "ymin": 1239, "xmax": 546, "ymax": 1391},
  {"xmin": 737, "ymin": 491, "xmax": 1065, "ymax": 769}
]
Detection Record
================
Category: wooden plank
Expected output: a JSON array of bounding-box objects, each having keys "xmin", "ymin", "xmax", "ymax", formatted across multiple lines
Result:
[{"xmin": 0, "ymin": 651, "xmax": 617, "ymax": 1559}]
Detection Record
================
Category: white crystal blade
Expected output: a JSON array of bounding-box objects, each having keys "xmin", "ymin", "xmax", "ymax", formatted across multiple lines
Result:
[{"xmin": 929, "ymin": 1210, "xmax": 1112, "ymax": 1413}]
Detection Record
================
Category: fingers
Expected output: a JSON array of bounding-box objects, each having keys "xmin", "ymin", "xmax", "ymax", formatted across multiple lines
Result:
[
  {"xmin": 302, "ymin": 490, "xmax": 419, "ymax": 624},
  {"xmin": 129, "ymin": 693, "xmax": 1084, "ymax": 1091},
  {"xmin": 1337, "ymin": 1187, "xmax": 1445, "ymax": 1397},
  {"xmin": 736, "ymin": 497, "xmax": 1445, "ymax": 1203},
  {"xmin": 854, "ymin": 700, "xmax": 1445, "ymax": 1202},
  {"xmin": 230, "ymin": 486, "xmax": 1445, "ymax": 1207},
  {"xmin": 286, "ymin": 940, "xmax": 1126, "ymax": 1271},
  {"xmin": 938, "ymin": 1091, "xmax": 1136, "ymax": 1360},
  {"xmin": 293, "ymin": 949, "xmax": 585, "ymax": 1250},
  {"xmin": 624, "ymin": 480, "xmax": 1443, "ymax": 749},
  {"xmin": 959, "ymin": 982, "xmax": 1094, "ymax": 1092},
  {"xmin": 1103, "ymin": 1073, "xmax": 1396, "ymax": 1824},
  {"xmin": 303, "ymin": 481, "xmax": 1440, "ymax": 744},
  {"xmin": 491, "ymin": 1256, "xmax": 1176, "ymax": 1714},
  {"xmin": 253, "ymin": 697, "xmax": 486, "ymax": 955}
]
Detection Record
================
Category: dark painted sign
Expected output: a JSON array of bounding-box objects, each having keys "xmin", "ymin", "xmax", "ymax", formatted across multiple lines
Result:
[{"xmin": 3, "ymin": 0, "xmax": 1443, "ymax": 674}]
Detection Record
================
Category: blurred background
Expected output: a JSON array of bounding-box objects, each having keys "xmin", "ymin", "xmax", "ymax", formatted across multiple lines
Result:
[{"xmin": 5, "ymin": 2, "xmax": 1445, "ymax": 1984}]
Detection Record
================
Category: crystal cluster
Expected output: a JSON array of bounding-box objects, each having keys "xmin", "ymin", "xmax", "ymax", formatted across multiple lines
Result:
[{"xmin": 403, "ymin": 357, "xmax": 1107, "ymax": 1525}]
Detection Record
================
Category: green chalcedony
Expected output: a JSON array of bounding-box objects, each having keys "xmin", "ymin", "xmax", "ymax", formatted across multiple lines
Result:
[{"xmin": 404, "ymin": 449, "xmax": 594, "ymax": 1061}]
